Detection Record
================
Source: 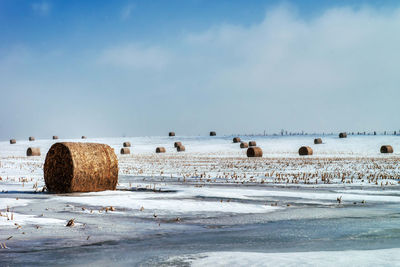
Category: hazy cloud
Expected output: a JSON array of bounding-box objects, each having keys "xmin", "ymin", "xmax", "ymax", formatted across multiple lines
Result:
[
  {"xmin": 31, "ymin": 2, "xmax": 51, "ymax": 16},
  {"xmin": 121, "ymin": 4, "xmax": 135, "ymax": 20},
  {"xmin": 99, "ymin": 44, "xmax": 170, "ymax": 70}
]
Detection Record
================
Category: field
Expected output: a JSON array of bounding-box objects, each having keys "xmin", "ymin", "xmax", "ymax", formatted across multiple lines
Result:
[{"xmin": 1, "ymin": 135, "xmax": 400, "ymax": 266}]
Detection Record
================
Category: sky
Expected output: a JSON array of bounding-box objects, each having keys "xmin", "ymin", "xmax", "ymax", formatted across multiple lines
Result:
[{"xmin": 1, "ymin": 0, "xmax": 400, "ymax": 139}]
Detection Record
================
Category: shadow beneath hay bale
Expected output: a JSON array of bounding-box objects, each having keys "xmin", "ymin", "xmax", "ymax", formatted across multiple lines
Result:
[
  {"xmin": 118, "ymin": 188, "xmax": 177, "ymax": 193},
  {"xmin": 0, "ymin": 190, "xmax": 49, "ymax": 195}
]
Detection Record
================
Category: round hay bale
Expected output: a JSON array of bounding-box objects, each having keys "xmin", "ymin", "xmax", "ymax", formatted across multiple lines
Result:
[
  {"xmin": 169, "ymin": 132, "xmax": 175, "ymax": 137},
  {"xmin": 156, "ymin": 147, "xmax": 166, "ymax": 153},
  {"xmin": 44, "ymin": 142, "xmax": 118, "ymax": 193},
  {"xmin": 53, "ymin": 136, "xmax": 58, "ymax": 140},
  {"xmin": 82, "ymin": 136, "xmax": 87, "ymax": 139},
  {"xmin": 9, "ymin": 139, "xmax": 16, "ymax": 144},
  {"xmin": 247, "ymin": 147, "xmax": 262, "ymax": 157},
  {"xmin": 299, "ymin": 146, "xmax": 313, "ymax": 156},
  {"xmin": 29, "ymin": 136, "xmax": 35, "ymax": 141},
  {"xmin": 120, "ymin": 148, "xmax": 130, "ymax": 154},
  {"xmin": 27, "ymin": 147, "xmax": 41, "ymax": 156},
  {"xmin": 233, "ymin": 137, "xmax": 241, "ymax": 143},
  {"xmin": 314, "ymin": 138, "xmax": 322, "ymax": 144},
  {"xmin": 339, "ymin": 132, "xmax": 347, "ymax": 138},
  {"xmin": 380, "ymin": 145, "xmax": 393, "ymax": 154},
  {"xmin": 210, "ymin": 131, "xmax": 216, "ymax": 136},
  {"xmin": 174, "ymin": 141, "xmax": 182, "ymax": 148},
  {"xmin": 240, "ymin": 142, "xmax": 248, "ymax": 149},
  {"xmin": 177, "ymin": 145, "xmax": 185, "ymax": 152},
  {"xmin": 123, "ymin": 142, "xmax": 131, "ymax": 147},
  {"xmin": 249, "ymin": 141, "xmax": 257, "ymax": 147}
]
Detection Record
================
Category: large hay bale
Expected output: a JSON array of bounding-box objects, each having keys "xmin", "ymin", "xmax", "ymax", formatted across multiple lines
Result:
[
  {"xmin": 29, "ymin": 136, "xmax": 35, "ymax": 141},
  {"xmin": 123, "ymin": 142, "xmax": 131, "ymax": 147},
  {"xmin": 249, "ymin": 141, "xmax": 257, "ymax": 147},
  {"xmin": 233, "ymin": 137, "xmax": 241, "ymax": 143},
  {"xmin": 27, "ymin": 147, "xmax": 41, "ymax": 156},
  {"xmin": 314, "ymin": 138, "xmax": 322, "ymax": 144},
  {"xmin": 247, "ymin": 147, "xmax": 262, "ymax": 157},
  {"xmin": 9, "ymin": 139, "xmax": 16, "ymax": 144},
  {"xmin": 120, "ymin": 148, "xmax": 130, "ymax": 154},
  {"xmin": 380, "ymin": 145, "xmax": 393, "ymax": 154},
  {"xmin": 339, "ymin": 132, "xmax": 347, "ymax": 138},
  {"xmin": 174, "ymin": 141, "xmax": 182, "ymax": 148},
  {"xmin": 169, "ymin": 132, "xmax": 175, "ymax": 137},
  {"xmin": 82, "ymin": 136, "xmax": 87, "ymax": 139},
  {"xmin": 156, "ymin": 147, "xmax": 166, "ymax": 153},
  {"xmin": 210, "ymin": 131, "xmax": 216, "ymax": 136},
  {"xmin": 53, "ymin": 136, "xmax": 58, "ymax": 140},
  {"xmin": 299, "ymin": 146, "xmax": 313, "ymax": 156},
  {"xmin": 177, "ymin": 145, "xmax": 185, "ymax": 152},
  {"xmin": 44, "ymin": 142, "xmax": 118, "ymax": 193},
  {"xmin": 240, "ymin": 142, "xmax": 249, "ymax": 149}
]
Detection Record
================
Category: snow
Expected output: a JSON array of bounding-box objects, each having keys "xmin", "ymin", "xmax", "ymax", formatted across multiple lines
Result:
[
  {"xmin": 172, "ymin": 249, "xmax": 400, "ymax": 267},
  {"xmin": 0, "ymin": 198, "xmax": 65, "ymax": 227},
  {"xmin": 54, "ymin": 190, "xmax": 280, "ymax": 214},
  {"xmin": 0, "ymin": 198, "xmax": 31, "ymax": 209},
  {"xmin": 0, "ymin": 212, "xmax": 65, "ymax": 227},
  {"xmin": 1, "ymin": 134, "xmax": 400, "ymax": 158}
]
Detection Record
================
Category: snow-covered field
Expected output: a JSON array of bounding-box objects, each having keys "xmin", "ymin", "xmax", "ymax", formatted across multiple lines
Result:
[{"xmin": 1, "ymin": 135, "xmax": 400, "ymax": 266}]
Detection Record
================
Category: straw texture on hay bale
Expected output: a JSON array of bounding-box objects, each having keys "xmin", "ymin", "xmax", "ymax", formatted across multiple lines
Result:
[
  {"xmin": 339, "ymin": 132, "xmax": 347, "ymax": 138},
  {"xmin": 120, "ymin": 148, "xmax": 130, "ymax": 154},
  {"xmin": 9, "ymin": 139, "xmax": 16, "ymax": 144},
  {"xmin": 156, "ymin": 147, "xmax": 166, "ymax": 153},
  {"xmin": 53, "ymin": 136, "xmax": 58, "ymax": 140},
  {"xmin": 123, "ymin": 142, "xmax": 131, "ymax": 147},
  {"xmin": 247, "ymin": 147, "xmax": 262, "ymax": 157},
  {"xmin": 314, "ymin": 138, "xmax": 322, "ymax": 144},
  {"xmin": 299, "ymin": 146, "xmax": 313, "ymax": 156},
  {"xmin": 240, "ymin": 142, "xmax": 249, "ymax": 148},
  {"xmin": 27, "ymin": 147, "xmax": 41, "ymax": 156},
  {"xmin": 29, "ymin": 136, "xmax": 35, "ymax": 141},
  {"xmin": 380, "ymin": 145, "xmax": 393, "ymax": 153},
  {"xmin": 44, "ymin": 142, "xmax": 118, "ymax": 193},
  {"xmin": 233, "ymin": 137, "xmax": 241, "ymax": 143},
  {"xmin": 249, "ymin": 141, "xmax": 257, "ymax": 147},
  {"xmin": 174, "ymin": 141, "xmax": 182, "ymax": 148},
  {"xmin": 177, "ymin": 145, "xmax": 185, "ymax": 152},
  {"xmin": 169, "ymin": 132, "xmax": 175, "ymax": 137},
  {"xmin": 210, "ymin": 131, "xmax": 216, "ymax": 136}
]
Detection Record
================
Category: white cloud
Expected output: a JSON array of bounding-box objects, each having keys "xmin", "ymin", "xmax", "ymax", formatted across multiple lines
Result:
[
  {"xmin": 95, "ymin": 5, "xmax": 400, "ymax": 133},
  {"xmin": 121, "ymin": 4, "xmax": 135, "ymax": 20},
  {"xmin": 31, "ymin": 2, "xmax": 51, "ymax": 16},
  {"xmin": 98, "ymin": 44, "xmax": 170, "ymax": 70}
]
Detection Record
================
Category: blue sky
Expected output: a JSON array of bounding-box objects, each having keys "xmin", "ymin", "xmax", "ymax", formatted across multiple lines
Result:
[{"xmin": 1, "ymin": 0, "xmax": 400, "ymax": 139}]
